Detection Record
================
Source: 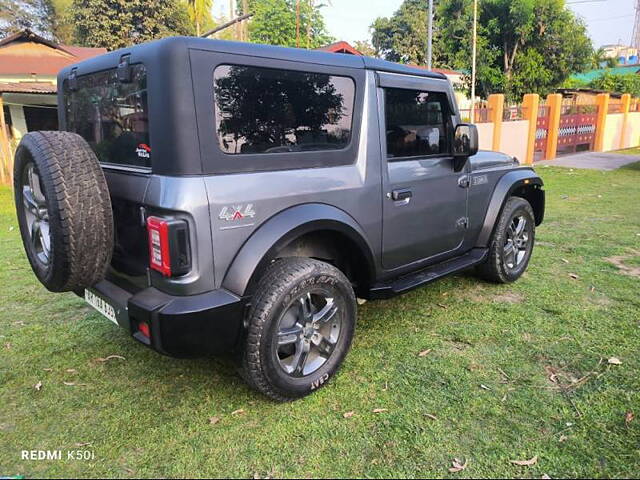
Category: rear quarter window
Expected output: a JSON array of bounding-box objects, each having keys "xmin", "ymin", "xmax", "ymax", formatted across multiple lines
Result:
[
  {"xmin": 213, "ymin": 65, "xmax": 355, "ymax": 156},
  {"xmin": 63, "ymin": 64, "xmax": 151, "ymax": 168}
]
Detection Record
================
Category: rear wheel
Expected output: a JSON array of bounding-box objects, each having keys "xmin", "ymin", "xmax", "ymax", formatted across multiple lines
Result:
[
  {"xmin": 241, "ymin": 258, "xmax": 356, "ymax": 401},
  {"xmin": 476, "ymin": 196, "xmax": 535, "ymax": 283}
]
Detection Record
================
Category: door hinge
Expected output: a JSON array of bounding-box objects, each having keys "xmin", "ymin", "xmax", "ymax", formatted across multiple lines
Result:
[{"xmin": 456, "ymin": 217, "xmax": 469, "ymax": 230}]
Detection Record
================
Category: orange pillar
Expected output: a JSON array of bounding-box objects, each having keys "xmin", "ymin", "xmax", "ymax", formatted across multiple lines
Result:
[
  {"xmin": 594, "ymin": 93, "xmax": 609, "ymax": 152},
  {"xmin": 545, "ymin": 93, "xmax": 562, "ymax": 161},
  {"xmin": 620, "ymin": 93, "xmax": 631, "ymax": 149},
  {"xmin": 488, "ymin": 94, "xmax": 504, "ymax": 152},
  {"xmin": 522, "ymin": 93, "xmax": 539, "ymax": 165}
]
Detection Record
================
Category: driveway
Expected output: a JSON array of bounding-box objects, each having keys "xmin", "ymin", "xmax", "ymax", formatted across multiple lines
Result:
[{"xmin": 536, "ymin": 151, "xmax": 640, "ymax": 170}]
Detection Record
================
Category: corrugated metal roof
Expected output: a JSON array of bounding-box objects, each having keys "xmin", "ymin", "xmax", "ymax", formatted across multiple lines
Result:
[
  {"xmin": 0, "ymin": 29, "xmax": 106, "ymax": 76},
  {"xmin": 571, "ymin": 65, "xmax": 640, "ymax": 83},
  {"xmin": 0, "ymin": 81, "xmax": 56, "ymax": 94}
]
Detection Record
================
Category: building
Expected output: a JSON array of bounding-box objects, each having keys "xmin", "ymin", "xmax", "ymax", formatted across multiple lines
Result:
[
  {"xmin": 570, "ymin": 64, "xmax": 640, "ymax": 85},
  {"xmin": 0, "ymin": 30, "xmax": 105, "ymax": 148},
  {"xmin": 601, "ymin": 44, "xmax": 639, "ymax": 65}
]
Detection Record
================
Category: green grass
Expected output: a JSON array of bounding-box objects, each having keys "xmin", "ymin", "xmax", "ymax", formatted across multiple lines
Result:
[
  {"xmin": 1, "ymin": 163, "xmax": 640, "ymax": 479},
  {"xmin": 615, "ymin": 147, "xmax": 640, "ymax": 156}
]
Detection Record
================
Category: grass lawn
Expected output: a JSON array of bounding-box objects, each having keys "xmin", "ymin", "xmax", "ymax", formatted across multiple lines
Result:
[{"xmin": 1, "ymin": 162, "xmax": 639, "ymax": 479}]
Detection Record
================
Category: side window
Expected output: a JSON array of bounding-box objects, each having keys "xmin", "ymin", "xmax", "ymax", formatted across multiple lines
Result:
[
  {"xmin": 384, "ymin": 88, "xmax": 450, "ymax": 159},
  {"xmin": 213, "ymin": 65, "xmax": 355, "ymax": 155}
]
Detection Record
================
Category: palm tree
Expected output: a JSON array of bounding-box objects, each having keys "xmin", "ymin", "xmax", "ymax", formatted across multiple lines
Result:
[
  {"xmin": 591, "ymin": 48, "xmax": 618, "ymax": 69},
  {"xmin": 186, "ymin": 0, "xmax": 213, "ymax": 36}
]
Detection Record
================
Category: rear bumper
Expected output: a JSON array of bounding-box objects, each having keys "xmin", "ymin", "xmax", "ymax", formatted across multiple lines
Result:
[{"xmin": 88, "ymin": 279, "xmax": 246, "ymax": 357}]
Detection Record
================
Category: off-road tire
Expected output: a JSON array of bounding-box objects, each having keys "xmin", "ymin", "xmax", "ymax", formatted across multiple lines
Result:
[
  {"xmin": 13, "ymin": 131, "xmax": 114, "ymax": 292},
  {"xmin": 241, "ymin": 258, "xmax": 356, "ymax": 402},
  {"xmin": 476, "ymin": 196, "xmax": 535, "ymax": 283}
]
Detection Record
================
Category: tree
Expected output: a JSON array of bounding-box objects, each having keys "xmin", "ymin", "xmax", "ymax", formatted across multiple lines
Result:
[
  {"xmin": 73, "ymin": 0, "xmax": 194, "ymax": 50},
  {"xmin": 435, "ymin": 0, "xmax": 592, "ymax": 100},
  {"xmin": 186, "ymin": 0, "xmax": 214, "ymax": 37},
  {"xmin": 247, "ymin": 0, "xmax": 332, "ymax": 49},
  {"xmin": 370, "ymin": 0, "xmax": 429, "ymax": 64},
  {"xmin": 0, "ymin": 0, "xmax": 57, "ymax": 39},
  {"xmin": 591, "ymin": 48, "xmax": 617, "ymax": 69},
  {"xmin": 590, "ymin": 72, "xmax": 640, "ymax": 97},
  {"xmin": 353, "ymin": 40, "xmax": 377, "ymax": 57}
]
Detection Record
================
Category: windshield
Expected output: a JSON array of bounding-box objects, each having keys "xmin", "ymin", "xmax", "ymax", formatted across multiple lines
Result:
[{"xmin": 63, "ymin": 64, "xmax": 151, "ymax": 168}]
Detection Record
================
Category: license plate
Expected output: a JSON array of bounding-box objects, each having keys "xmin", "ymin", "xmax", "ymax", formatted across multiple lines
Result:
[{"xmin": 85, "ymin": 289, "xmax": 118, "ymax": 325}]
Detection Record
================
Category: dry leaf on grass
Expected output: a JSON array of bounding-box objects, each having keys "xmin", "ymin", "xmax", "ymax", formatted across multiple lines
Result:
[
  {"xmin": 510, "ymin": 455, "xmax": 538, "ymax": 466},
  {"xmin": 418, "ymin": 349, "xmax": 432, "ymax": 357},
  {"xmin": 208, "ymin": 416, "xmax": 221, "ymax": 425},
  {"xmin": 424, "ymin": 413, "xmax": 437, "ymax": 421},
  {"xmin": 43, "ymin": 368, "xmax": 53, "ymax": 372},
  {"xmin": 625, "ymin": 411, "xmax": 634, "ymax": 425},
  {"xmin": 343, "ymin": 411, "xmax": 355, "ymax": 418},
  {"xmin": 561, "ymin": 258, "xmax": 569, "ymax": 264},
  {"xmin": 66, "ymin": 369, "xmax": 77, "ymax": 373},
  {"xmin": 4, "ymin": 343, "xmax": 11, "ymax": 350},
  {"xmin": 608, "ymin": 357, "xmax": 622, "ymax": 365},
  {"xmin": 63, "ymin": 382, "xmax": 87, "ymax": 387},
  {"xmin": 569, "ymin": 273, "xmax": 579, "ymax": 280},
  {"xmin": 75, "ymin": 442, "xmax": 92, "ymax": 447},
  {"xmin": 231, "ymin": 409, "xmax": 245, "ymax": 416},
  {"xmin": 34, "ymin": 381, "xmax": 42, "ymax": 391},
  {"xmin": 94, "ymin": 355, "xmax": 125, "ymax": 363},
  {"xmin": 437, "ymin": 303, "xmax": 448, "ymax": 310},
  {"xmin": 372, "ymin": 408, "xmax": 388, "ymax": 414},
  {"xmin": 480, "ymin": 384, "xmax": 491, "ymax": 390},
  {"xmin": 448, "ymin": 458, "xmax": 467, "ymax": 473}
]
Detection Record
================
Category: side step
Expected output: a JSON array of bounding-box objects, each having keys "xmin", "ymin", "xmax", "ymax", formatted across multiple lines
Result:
[{"xmin": 369, "ymin": 248, "xmax": 488, "ymax": 299}]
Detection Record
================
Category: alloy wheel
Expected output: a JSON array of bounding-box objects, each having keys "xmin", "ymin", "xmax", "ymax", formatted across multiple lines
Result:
[
  {"xmin": 275, "ymin": 291, "xmax": 342, "ymax": 377},
  {"xmin": 503, "ymin": 214, "xmax": 529, "ymax": 269},
  {"xmin": 21, "ymin": 163, "xmax": 51, "ymax": 266}
]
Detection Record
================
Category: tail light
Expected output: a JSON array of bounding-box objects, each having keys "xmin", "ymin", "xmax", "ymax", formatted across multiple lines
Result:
[
  {"xmin": 138, "ymin": 321, "xmax": 150, "ymax": 339},
  {"xmin": 146, "ymin": 216, "xmax": 191, "ymax": 277}
]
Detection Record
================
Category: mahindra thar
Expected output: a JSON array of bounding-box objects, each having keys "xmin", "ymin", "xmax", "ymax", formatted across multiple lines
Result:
[{"xmin": 13, "ymin": 37, "xmax": 544, "ymax": 401}]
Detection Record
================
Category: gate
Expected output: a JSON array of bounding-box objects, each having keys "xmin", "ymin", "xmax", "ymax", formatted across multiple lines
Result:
[
  {"xmin": 556, "ymin": 104, "xmax": 598, "ymax": 155},
  {"xmin": 534, "ymin": 104, "xmax": 549, "ymax": 160}
]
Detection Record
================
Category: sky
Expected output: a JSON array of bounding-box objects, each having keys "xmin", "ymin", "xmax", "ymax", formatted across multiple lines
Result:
[{"xmin": 215, "ymin": 0, "xmax": 637, "ymax": 50}]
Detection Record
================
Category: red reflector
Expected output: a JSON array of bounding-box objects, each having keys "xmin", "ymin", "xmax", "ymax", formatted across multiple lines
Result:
[
  {"xmin": 138, "ymin": 322, "xmax": 150, "ymax": 338},
  {"xmin": 147, "ymin": 216, "xmax": 171, "ymax": 276}
]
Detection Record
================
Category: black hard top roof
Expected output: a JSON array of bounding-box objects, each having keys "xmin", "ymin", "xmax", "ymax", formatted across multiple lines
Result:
[
  {"xmin": 62, "ymin": 36, "xmax": 447, "ymax": 81},
  {"xmin": 188, "ymin": 37, "xmax": 446, "ymax": 79}
]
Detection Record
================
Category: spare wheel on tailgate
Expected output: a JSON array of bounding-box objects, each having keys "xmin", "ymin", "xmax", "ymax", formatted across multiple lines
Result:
[{"xmin": 13, "ymin": 131, "xmax": 114, "ymax": 292}]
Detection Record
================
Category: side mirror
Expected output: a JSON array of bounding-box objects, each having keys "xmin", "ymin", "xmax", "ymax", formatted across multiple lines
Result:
[{"xmin": 452, "ymin": 123, "xmax": 478, "ymax": 171}]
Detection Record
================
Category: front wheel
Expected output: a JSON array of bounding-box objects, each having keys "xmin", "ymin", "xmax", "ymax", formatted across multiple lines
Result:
[
  {"xmin": 476, "ymin": 196, "xmax": 535, "ymax": 283},
  {"xmin": 241, "ymin": 258, "xmax": 356, "ymax": 402}
]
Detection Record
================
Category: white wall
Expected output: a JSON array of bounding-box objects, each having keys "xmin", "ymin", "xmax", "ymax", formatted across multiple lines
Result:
[
  {"xmin": 8, "ymin": 105, "xmax": 27, "ymax": 140},
  {"xmin": 476, "ymin": 122, "xmax": 494, "ymax": 151},
  {"xmin": 623, "ymin": 112, "xmax": 640, "ymax": 148},
  {"xmin": 603, "ymin": 113, "xmax": 624, "ymax": 151},
  {"xmin": 499, "ymin": 120, "xmax": 529, "ymax": 162}
]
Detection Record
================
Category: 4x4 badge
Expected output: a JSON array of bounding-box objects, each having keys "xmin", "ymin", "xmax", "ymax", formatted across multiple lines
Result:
[{"xmin": 219, "ymin": 204, "xmax": 256, "ymax": 221}]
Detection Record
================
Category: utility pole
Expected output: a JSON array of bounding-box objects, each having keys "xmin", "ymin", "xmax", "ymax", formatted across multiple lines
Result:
[
  {"xmin": 471, "ymin": 0, "xmax": 478, "ymax": 122},
  {"xmin": 633, "ymin": 0, "xmax": 640, "ymax": 51},
  {"xmin": 427, "ymin": 0, "xmax": 433, "ymax": 70}
]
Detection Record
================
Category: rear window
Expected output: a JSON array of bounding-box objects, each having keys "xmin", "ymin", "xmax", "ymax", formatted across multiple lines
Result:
[
  {"xmin": 64, "ymin": 64, "xmax": 150, "ymax": 168},
  {"xmin": 213, "ymin": 65, "xmax": 355, "ymax": 155}
]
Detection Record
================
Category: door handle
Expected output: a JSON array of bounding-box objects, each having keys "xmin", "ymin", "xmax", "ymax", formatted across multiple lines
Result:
[{"xmin": 391, "ymin": 189, "xmax": 412, "ymax": 201}]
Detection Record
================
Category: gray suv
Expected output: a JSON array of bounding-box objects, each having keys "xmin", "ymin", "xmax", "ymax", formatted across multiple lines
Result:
[{"xmin": 13, "ymin": 37, "xmax": 544, "ymax": 401}]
